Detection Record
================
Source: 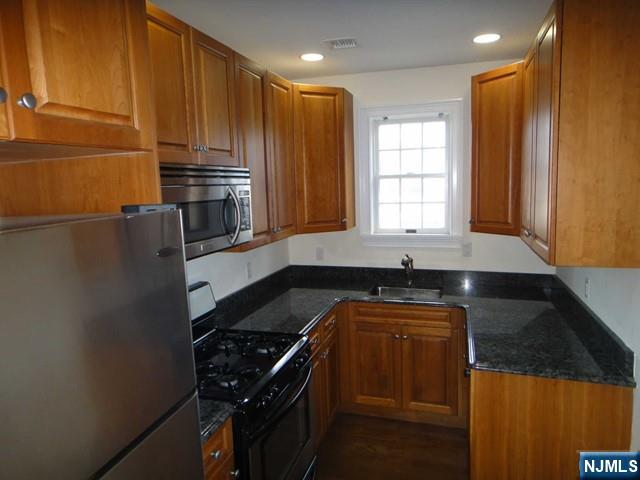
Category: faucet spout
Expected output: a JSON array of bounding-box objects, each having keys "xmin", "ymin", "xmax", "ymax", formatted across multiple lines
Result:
[{"xmin": 401, "ymin": 254, "xmax": 414, "ymax": 287}]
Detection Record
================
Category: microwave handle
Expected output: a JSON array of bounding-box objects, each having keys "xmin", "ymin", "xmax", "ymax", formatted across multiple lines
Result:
[{"xmin": 228, "ymin": 187, "xmax": 242, "ymax": 245}]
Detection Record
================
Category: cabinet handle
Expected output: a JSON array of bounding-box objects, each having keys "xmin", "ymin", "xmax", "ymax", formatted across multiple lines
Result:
[
  {"xmin": 328, "ymin": 318, "xmax": 336, "ymax": 327},
  {"xmin": 193, "ymin": 145, "xmax": 200, "ymax": 152},
  {"xmin": 210, "ymin": 450, "xmax": 222, "ymax": 460},
  {"xmin": 230, "ymin": 469, "xmax": 240, "ymax": 478},
  {"xmin": 17, "ymin": 93, "xmax": 37, "ymax": 109},
  {"xmin": 392, "ymin": 334, "xmax": 400, "ymax": 340},
  {"xmin": 468, "ymin": 218, "xmax": 474, "ymax": 225},
  {"xmin": 341, "ymin": 218, "xmax": 347, "ymax": 224},
  {"xmin": 0, "ymin": 87, "xmax": 7, "ymax": 104},
  {"xmin": 311, "ymin": 337, "xmax": 320, "ymax": 345},
  {"xmin": 402, "ymin": 335, "xmax": 409, "ymax": 340},
  {"xmin": 321, "ymin": 350, "xmax": 329, "ymax": 359},
  {"xmin": 523, "ymin": 229, "xmax": 532, "ymax": 238},
  {"xmin": 464, "ymin": 368, "xmax": 471, "ymax": 377}
]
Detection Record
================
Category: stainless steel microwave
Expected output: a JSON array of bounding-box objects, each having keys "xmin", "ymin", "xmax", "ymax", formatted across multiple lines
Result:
[{"xmin": 160, "ymin": 164, "xmax": 253, "ymax": 259}]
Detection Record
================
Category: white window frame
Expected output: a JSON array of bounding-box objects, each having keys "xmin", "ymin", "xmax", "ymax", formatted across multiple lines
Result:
[{"xmin": 358, "ymin": 100, "xmax": 464, "ymax": 248}]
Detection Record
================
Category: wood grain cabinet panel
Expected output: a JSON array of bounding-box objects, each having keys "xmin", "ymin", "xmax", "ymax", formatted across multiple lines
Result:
[
  {"xmin": 323, "ymin": 331, "xmax": 340, "ymax": 426},
  {"xmin": 470, "ymin": 370, "xmax": 633, "ymax": 480},
  {"xmin": 310, "ymin": 348, "xmax": 325, "ymax": 446},
  {"xmin": 293, "ymin": 84, "xmax": 355, "ymax": 233},
  {"xmin": 202, "ymin": 417, "xmax": 235, "ymax": 480},
  {"xmin": 146, "ymin": 3, "xmax": 197, "ymax": 164},
  {"xmin": 401, "ymin": 325, "xmax": 459, "ymax": 416},
  {"xmin": 1, "ymin": 0, "xmax": 154, "ymax": 150},
  {"xmin": 191, "ymin": 29, "xmax": 238, "ymax": 166},
  {"xmin": 348, "ymin": 319, "xmax": 402, "ymax": 409},
  {"xmin": 234, "ymin": 55, "xmax": 271, "ymax": 247},
  {"xmin": 471, "ymin": 62, "xmax": 523, "ymax": 235},
  {"xmin": 266, "ymin": 72, "xmax": 297, "ymax": 240},
  {"xmin": 520, "ymin": 47, "xmax": 536, "ymax": 245},
  {"xmin": 0, "ymin": 47, "xmax": 8, "ymax": 139}
]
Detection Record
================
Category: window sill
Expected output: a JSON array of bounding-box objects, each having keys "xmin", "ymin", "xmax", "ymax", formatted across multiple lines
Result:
[{"xmin": 360, "ymin": 233, "xmax": 463, "ymax": 249}]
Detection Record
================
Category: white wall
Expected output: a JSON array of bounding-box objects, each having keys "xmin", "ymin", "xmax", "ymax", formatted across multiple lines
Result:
[
  {"xmin": 186, "ymin": 239, "xmax": 290, "ymax": 300},
  {"xmin": 557, "ymin": 267, "xmax": 640, "ymax": 448},
  {"xmin": 289, "ymin": 60, "xmax": 554, "ymax": 274}
]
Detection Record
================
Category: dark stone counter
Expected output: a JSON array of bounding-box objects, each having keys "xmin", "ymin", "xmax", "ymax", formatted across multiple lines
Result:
[{"xmin": 198, "ymin": 398, "xmax": 234, "ymax": 444}]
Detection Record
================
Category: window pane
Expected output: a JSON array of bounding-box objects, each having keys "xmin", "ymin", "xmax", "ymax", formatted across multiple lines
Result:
[
  {"xmin": 423, "ymin": 148, "xmax": 446, "ymax": 174},
  {"xmin": 423, "ymin": 121, "xmax": 446, "ymax": 148},
  {"xmin": 401, "ymin": 204, "xmax": 421, "ymax": 229},
  {"xmin": 400, "ymin": 122, "xmax": 421, "ymax": 149},
  {"xmin": 378, "ymin": 123, "xmax": 400, "ymax": 150},
  {"xmin": 401, "ymin": 178, "xmax": 421, "ymax": 202},
  {"xmin": 379, "ymin": 204, "xmax": 400, "ymax": 229},
  {"xmin": 423, "ymin": 203, "xmax": 445, "ymax": 228},
  {"xmin": 379, "ymin": 178, "xmax": 400, "ymax": 203},
  {"xmin": 423, "ymin": 177, "xmax": 446, "ymax": 202},
  {"xmin": 400, "ymin": 149, "xmax": 421, "ymax": 174},
  {"xmin": 379, "ymin": 150, "xmax": 400, "ymax": 175}
]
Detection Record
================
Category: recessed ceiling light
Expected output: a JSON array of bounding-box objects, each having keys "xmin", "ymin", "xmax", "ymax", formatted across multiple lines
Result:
[
  {"xmin": 300, "ymin": 53, "xmax": 324, "ymax": 62},
  {"xmin": 473, "ymin": 33, "xmax": 501, "ymax": 44}
]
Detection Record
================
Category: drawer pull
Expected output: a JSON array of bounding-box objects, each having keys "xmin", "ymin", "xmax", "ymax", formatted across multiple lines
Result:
[
  {"xmin": 311, "ymin": 337, "xmax": 320, "ymax": 345},
  {"xmin": 210, "ymin": 449, "xmax": 222, "ymax": 460},
  {"xmin": 230, "ymin": 469, "xmax": 240, "ymax": 478}
]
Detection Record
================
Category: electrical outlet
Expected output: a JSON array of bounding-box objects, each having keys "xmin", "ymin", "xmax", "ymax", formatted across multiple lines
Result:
[
  {"xmin": 315, "ymin": 246, "xmax": 325, "ymax": 261},
  {"xmin": 584, "ymin": 277, "xmax": 590, "ymax": 299},
  {"xmin": 246, "ymin": 261, "xmax": 253, "ymax": 280}
]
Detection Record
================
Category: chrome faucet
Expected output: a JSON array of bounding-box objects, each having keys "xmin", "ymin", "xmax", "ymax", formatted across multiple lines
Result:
[{"xmin": 401, "ymin": 254, "xmax": 414, "ymax": 287}]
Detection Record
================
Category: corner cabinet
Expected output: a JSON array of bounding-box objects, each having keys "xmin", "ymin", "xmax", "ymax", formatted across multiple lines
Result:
[
  {"xmin": 470, "ymin": 62, "xmax": 523, "ymax": 236},
  {"xmin": 293, "ymin": 85, "xmax": 355, "ymax": 234},
  {"xmin": 202, "ymin": 417, "xmax": 237, "ymax": 480},
  {"xmin": 0, "ymin": 0, "xmax": 155, "ymax": 152},
  {"xmin": 342, "ymin": 303, "xmax": 468, "ymax": 428}
]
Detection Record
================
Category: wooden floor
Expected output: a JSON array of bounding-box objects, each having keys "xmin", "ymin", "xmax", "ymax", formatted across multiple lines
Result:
[{"xmin": 316, "ymin": 413, "xmax": 469, "ymax": 480}]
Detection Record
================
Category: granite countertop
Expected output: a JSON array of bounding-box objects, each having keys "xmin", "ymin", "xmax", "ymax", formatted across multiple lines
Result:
[
  {"xmin": 199, "ymin": 398, "xmax": 235, "ymax": 444},
  {"xmin": 231, "ymin": 288, "xmax": 636, "ymax": 388}
]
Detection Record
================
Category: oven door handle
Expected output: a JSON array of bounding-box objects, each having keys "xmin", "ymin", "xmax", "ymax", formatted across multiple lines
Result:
[
  {"xmin": 227, "ymin": 187, "xmax": 242, "ymax": 246},
  {"xmin": 248, "ymin": 363, "xmax": 312, "ymax": 441}
]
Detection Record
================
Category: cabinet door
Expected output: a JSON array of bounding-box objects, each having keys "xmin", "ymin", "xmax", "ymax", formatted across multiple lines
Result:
[
  {"xmin": 401, "ymin": 325, "xmax": 459, "ymax": 416},
  {"xmin": 266, "ymin": 72, "xmax": 296, "ymax": 239},
  {"xmin": 322, "ymin": 331, "xmax": 340, "ymax": 428},
  {"xmin": 1, "ymin": 0, "xmax": 154, "ymax": 150},
  {"xmin": 293, "ymin": 85, "xmax": 347, "ymax": 233},
  {"xmin": 470, "ymin": 62, "xmax": 523, "ymax": 235},
  {"xmin": 520, "ymin": 47, "xmax": 536, "ymax": 244},
  {"xmin": 0, "ymin": 54, "xmax": 8, "ymax": 139},
  {"xmin": 147, "ymin": 4, "xmax": 197, "ymax": 164},
  {"xmin": 235, "ymin": 55, "xmax": 271, "ymax": 246},
  {"xmin": 191, "ymin": 29, "xmax": 238, "ymax": 166},
  {"xmin": 348, "ymin": 319, "xmax": 402, "ymax": 409},
  {"xmin": 310, "ymin": 350, "xmax": 325, "ymax": 447},
  {"xmin": 531, "ymin": 8, "xmax": 560, "ymax": 263}
]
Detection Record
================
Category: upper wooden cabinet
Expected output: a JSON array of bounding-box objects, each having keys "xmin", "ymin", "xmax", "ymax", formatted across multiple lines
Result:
[
  {"xmin": 234, "ymin": 54, "xmax": 271, "ymax": 248},
  {"xmin": 0, "ymin": 58, "xmax": 8, "ymax": 139},
  {"xmin": 0, "ymin": 0, "xmax": 154, "ymax": 152},
  {"xmin": 266, "ymin": 72, "xmax": 297, "ymax": 240},
  {"xmin": 293, "ymin": 84, "xmax": 355, "ymax": 234},
  {"xmin": 520, "ymin": 48, "xmax": 536, "ymax": 245},
  {"xmin": 191, "ymin": 30, "xmax": 238, "ymax": 166},
  {"xmin": 470, "ymin": 62, "xmax": 523, "ymax": 236},
  {"xmin": 523, "ymin": 0, "xmax": 640, "ymax": 266},
  {"xmin": 146, "ymin": 3, "xmax": 197, "ymax": 164}
]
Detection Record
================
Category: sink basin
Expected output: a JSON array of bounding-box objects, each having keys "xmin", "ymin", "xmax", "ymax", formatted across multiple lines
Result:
[{"xmin": 368, "ymin": 286, "xmax": 443, "ymax": 301}]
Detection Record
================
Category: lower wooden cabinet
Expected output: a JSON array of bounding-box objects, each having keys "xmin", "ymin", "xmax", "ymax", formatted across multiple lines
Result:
[
  {"xmin": 309, "ymin": 307, "xmax": 342, "ymax": 445},
  {"xmin": 342, "ymin": 303, "xmax": 468, "ymax": 428},
  {"xmin": 202, "ymin": 418, "xmax": 237, "ymax": 480},
  {"xmin": 470, "ymin": 369, "xmax": 633, "ymax": 480}
]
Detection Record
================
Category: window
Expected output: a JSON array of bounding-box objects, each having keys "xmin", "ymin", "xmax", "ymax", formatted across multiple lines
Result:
[{"xmin": 359, "ymin": 101, "xmax": 463, "ymax": 247}]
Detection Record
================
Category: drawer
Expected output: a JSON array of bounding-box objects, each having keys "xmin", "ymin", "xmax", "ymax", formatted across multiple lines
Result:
[
  {"xmin": 209, "ymin": 454, "xmax": 236, "ymax": 480},
  {"xmin": 351, "ymin": 302, "xmax": 462, "ymax": 328},
  {"xmin": 322, "ymin": 310, "xmax": 338, "ymax": 337},
  {"xmin": 203, "ymin": 418, "xmax": 234, "ymax": 480},
  {"xmin": 309, "ymin": 327, "xmax": 322, "ymax": 357}
]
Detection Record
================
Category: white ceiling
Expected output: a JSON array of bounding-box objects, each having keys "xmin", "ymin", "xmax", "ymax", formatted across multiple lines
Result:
[{"xmin": 155, "ymin": 0, "xmax": 552, "ymax": 79}]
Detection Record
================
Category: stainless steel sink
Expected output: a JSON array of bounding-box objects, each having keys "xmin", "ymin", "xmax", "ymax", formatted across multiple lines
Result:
[{"xmin": 368, "ymin": 286, "xmax": 443, "ymax": 300}]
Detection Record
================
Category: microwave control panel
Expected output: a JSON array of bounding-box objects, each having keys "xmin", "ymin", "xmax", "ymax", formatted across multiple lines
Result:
[{"xmin": 238, "ymin": 189, "xmax": 252, "ymax": 231}]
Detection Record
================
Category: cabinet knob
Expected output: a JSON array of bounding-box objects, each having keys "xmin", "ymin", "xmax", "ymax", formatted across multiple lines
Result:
[
  {"xmin": 341, "ymin": 218, "xmax": 347, "ymax": 224},
  {"xmin": 230, "ymin": 469, "xmax": 240, "ymax": 478},
  {"xmin": 210, "ymin": 450, "xmax": 222, "ymax": 460},
  {"xmin": 193, "ymin": 145, "xmax": 199, "ymax": 152},
  {"xmin": 402, "ymin": 335, "xmax": 409, "ymax": 340},
  {"xmin": 523, "ymin": 229, "xmax": 532, "ymax": 238},
  {"xmin": 468, "ymin": 218, "xmax": 474, "ymax": 225},
  {"xmin": 311, "ymin": 337, "xmax": 320, "ymax": 345},
  {"xmin": 392, "ymin": 334, "xmax": 400, "ymax": 340},
  {"xmin": 0, "ymin": 87, "xmax": 7, "ymax": 104},
  {"xmin": 17, "ymin": 93, "xmax": 37, "ymax": 109}
]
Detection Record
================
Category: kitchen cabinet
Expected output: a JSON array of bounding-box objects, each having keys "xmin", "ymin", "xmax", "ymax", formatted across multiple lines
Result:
[
  {"xmin": 266, "ymin": 72, "xmax": 297, "ymax": 241},
  {"xmin": 191, "ymin": 29, "xmax": 238, "ymax": 167},
  {"xmin": 146, "ymin": 3, "xmax": 198, "ymax": 164},
  {"xmin": 293, "ymin": 85, "xmax": 355, "ymax": 234},
  {"xmin": 232, "ymin": 54, "xmax": 272, "ymax": 250},
  {"xmin": 0, "ymin": 0, "xmax": 155, "ymax": 154},
  {"xmin": 202, "ymin": 417, "xmax": 237, "ymax": 480},
  {"xmin": 309, "ymin": 308, "xmax": 342, "ymax": 445},
  {"xmin": 470, "ymin": 62, "xmax": 523, "ymax": 236},
  {"xmin": 343, "ymin": 303, "xmax": 467, "ymax": 428},
  {"xmin": 0, "ymin": 63, "xmax": 8, "ymax": 139},
  {"xmin": 478, "ymin": 0, "xmax": 639, "ymax": 266},
  {"xmin": 470, "ymin": 370, "xmax": 632, "ymax": 480}
]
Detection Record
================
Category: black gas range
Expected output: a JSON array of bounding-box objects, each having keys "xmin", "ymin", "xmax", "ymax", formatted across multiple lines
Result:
[{"xmin": 194, "ymin": 328, "xmax": 316, "ymax": 480}]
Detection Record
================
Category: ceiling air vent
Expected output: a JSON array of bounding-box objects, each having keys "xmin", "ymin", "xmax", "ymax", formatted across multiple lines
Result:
[{"xmin": 325, "ymin": 38, "xmax": 358, "ymax": 50}]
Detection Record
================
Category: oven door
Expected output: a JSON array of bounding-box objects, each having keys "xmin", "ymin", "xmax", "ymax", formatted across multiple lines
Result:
[
  {"xmin": 162, "ymin": 184, "xmax": 246, "ymax": 258},
  {"xmin": 245, "ymin": 364, "xmax": 316, "ymax": 480}
]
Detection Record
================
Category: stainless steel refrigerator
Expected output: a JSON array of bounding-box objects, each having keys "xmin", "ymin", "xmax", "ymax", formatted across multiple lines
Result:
[{"xmin": 0, "ymin": 210, "xmax": 204, "ymax": 479}]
